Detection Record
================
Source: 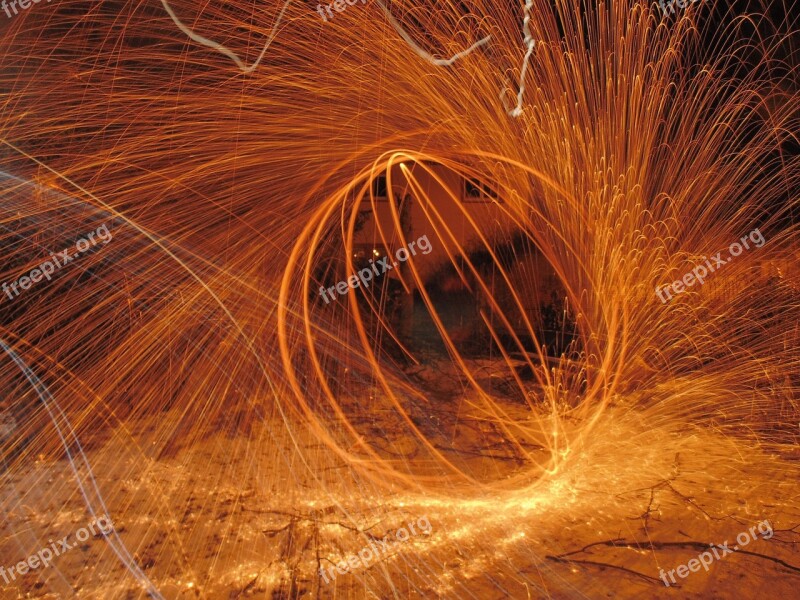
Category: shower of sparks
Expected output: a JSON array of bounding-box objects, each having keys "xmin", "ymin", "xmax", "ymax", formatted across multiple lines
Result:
[
  {"xmin": 1, "ymin": 0, "xmax": 799, "ymax": 598},
  {"xmin": 0, "ymin": 339, "xmax": 164, "ymax": 599}
]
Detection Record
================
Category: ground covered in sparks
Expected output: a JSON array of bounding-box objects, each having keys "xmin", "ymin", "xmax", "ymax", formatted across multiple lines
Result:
[
  {"xmin": 1, "ymin": 1, "xmax": 798, "ymax": 598},
  {"xmin": 2, "ymin": 380, "xmax": 798, "ymax": 599}
]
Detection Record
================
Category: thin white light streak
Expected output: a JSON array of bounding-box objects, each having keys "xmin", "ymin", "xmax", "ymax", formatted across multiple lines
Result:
[
  {"xmin": 374, "ymin": 0, "xmax": 492, "ymax": 67},
  {"xmin": 504, "ymin": 0, "xmax": 537, "ymax": 117},
  {"xmin": 159, "ymin": 0, "xmax": 294, "ymax": 74},
  {"xmin": 160, "ymin": 0, "xmax": 491, "ymax": 71},
  {"xmin": 0, "ymin": 339, "xmax": 165, "ymax": 600},
  {"xmin": 160, "ymin": 0, "xmax": 537, "ymax": 119}
]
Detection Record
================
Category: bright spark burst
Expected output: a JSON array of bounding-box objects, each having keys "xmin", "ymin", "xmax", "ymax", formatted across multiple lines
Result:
[{"xmin": 0, "ymin": 1, "xmax": 798, "ymax": 598}]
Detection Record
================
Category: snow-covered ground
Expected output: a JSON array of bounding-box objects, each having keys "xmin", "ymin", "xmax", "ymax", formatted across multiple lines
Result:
[{"xmin": 1, "ymin": 369, "xmax": 798, "ymax": 600}]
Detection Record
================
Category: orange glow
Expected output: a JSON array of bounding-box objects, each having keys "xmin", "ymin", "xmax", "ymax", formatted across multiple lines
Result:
[{"xmin": 0, "ymin": 1, "xmax": 798, "ymax": 597}]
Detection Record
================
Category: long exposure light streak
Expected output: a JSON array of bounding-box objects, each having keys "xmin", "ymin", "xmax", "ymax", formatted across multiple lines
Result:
[
  {"xmin": 504, "ymin": 0, "xmax": 537, "ymax": 117},
  {"xmin": 159, "ymin": 0, "xmax": 295, "ymax": 74},
  {"xmin": 0, "ymin": 339, "xmax": 164, "ymax": 599},
  {"xmin": 0, "ymin": 0, "xmax": 798, "ymax": 597},
  {"xmin": 161, "ymin": 0, "xmax": 492, "ymax": 74}
]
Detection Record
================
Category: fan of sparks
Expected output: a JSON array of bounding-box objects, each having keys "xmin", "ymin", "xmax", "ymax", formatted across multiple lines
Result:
[{"xmin": 0, "ymin": 0, "xmax": 798, "ymax": 597}]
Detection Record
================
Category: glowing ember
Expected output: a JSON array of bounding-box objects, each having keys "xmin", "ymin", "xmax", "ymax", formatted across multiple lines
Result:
[{"xmin": 1, "ymin": 1, "xmax": 798, "ymax": 598}]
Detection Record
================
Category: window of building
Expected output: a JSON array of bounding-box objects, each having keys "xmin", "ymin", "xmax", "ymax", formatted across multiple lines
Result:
[
  {"xmin": 464, "ymin": 178, "xmax": 499, "ymax": 202},
  {"xmin": 371, "ymin": 175, "xmax": 388, "ymax": 199}
]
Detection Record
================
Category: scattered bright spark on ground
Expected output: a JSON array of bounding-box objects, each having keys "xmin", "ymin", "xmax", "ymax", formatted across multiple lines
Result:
[{"xmin": 1, "ymin": 1, "xmax": 798, "ymax": 598}]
